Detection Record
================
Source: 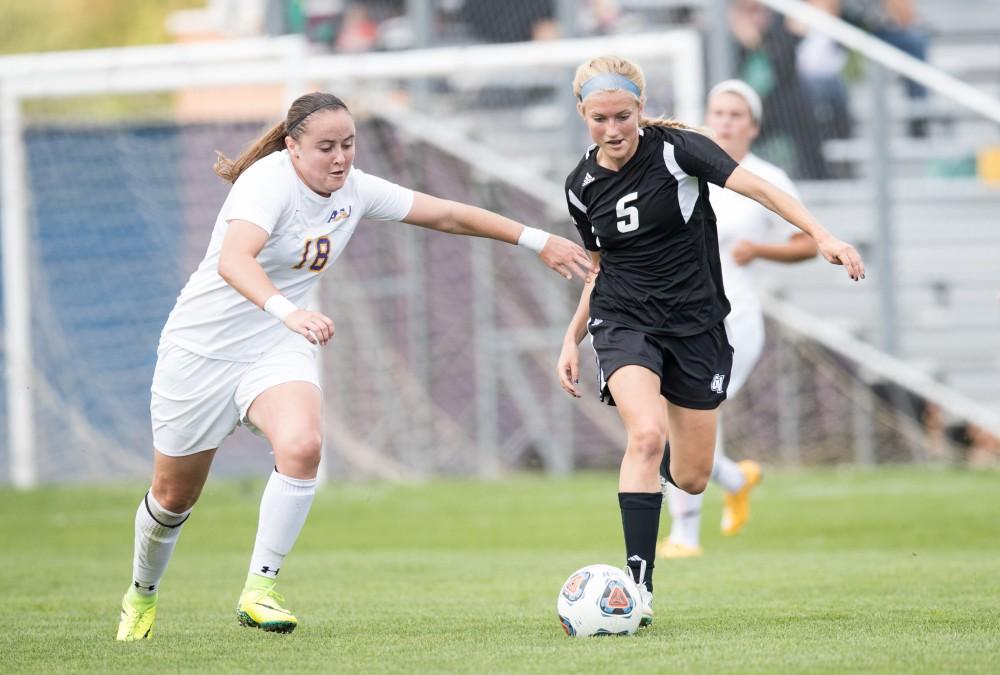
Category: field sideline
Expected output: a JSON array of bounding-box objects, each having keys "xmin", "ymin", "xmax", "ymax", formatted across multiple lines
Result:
[{"xmin": 1, "ymin": 467, "xmax": 998, "ymax": 673}]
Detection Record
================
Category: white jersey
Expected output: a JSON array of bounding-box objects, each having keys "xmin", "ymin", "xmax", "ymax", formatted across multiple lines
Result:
[
  {"xmin": 709, "ymin": 153, "xmax": 798, "ymax": 394},
  {"xmin": 161, "ymin": 150, "xmax": 414, "ymax": 361},
  {"xmin": 709, "ymin": 153, "xmax": 799, "ymax": 329}
]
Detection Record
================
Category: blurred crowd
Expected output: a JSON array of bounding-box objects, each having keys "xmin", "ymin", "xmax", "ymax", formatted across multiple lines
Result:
[{"xmin": 250, "ymin": 0, "xmax": 934, "ymax": 181}]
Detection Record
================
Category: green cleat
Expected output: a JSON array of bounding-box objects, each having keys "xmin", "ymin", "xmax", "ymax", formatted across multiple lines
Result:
[
  {"xmin": 236, "ymin": 576, "xmax": 298, "ymax": 634},
  {"xmin": 116, "ymin": 588, "xmax": 157, "ymax": 641}
]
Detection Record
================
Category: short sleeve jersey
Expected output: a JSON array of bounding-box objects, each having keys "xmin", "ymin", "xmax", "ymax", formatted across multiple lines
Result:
[
  {"xmin": 161, "ymin": 150, "xmax": 414, "ymax": 361},
  {"xmin": 564, "ymin": 125, "xmax": 738, "ymax": 336},
  {"xmin": 709, "ymin": 152, "xmax": 799, "ymax": 325}
]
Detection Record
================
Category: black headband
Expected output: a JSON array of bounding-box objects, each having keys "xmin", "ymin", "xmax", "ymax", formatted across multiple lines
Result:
[{"xmin": 286, "ymin": 102, "xmax": 335, "ymax": 134}]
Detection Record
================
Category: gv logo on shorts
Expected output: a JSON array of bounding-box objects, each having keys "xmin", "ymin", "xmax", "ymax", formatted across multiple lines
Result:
[{"xmin": 710, "ymin": 374, "xmax": 725, "ymax": 394}]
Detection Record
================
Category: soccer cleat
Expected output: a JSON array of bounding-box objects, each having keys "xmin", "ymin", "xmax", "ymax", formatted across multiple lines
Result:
[
  {"xmin": 236, "ymin": 577, "xmax": 298, "ymax": 634},
  {"xmin": 116, "ymin": 588, "xmax": 157, "ymax": 641},
  {"xmin": 721, "ymin": 460, "xmax": 763, "ymax": 536},
  {"xmin": 637, "ymin": 583, "xmax": 654, "ymax": 627},
  {"xmin": 657, "ymin": 538, "xmax": 703, "ymax": 559}
]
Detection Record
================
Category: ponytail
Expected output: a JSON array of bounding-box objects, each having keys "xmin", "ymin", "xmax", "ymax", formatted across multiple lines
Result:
[{"xmin": 213, "ymin": 121, "xmax": 286, "ymax": 184}]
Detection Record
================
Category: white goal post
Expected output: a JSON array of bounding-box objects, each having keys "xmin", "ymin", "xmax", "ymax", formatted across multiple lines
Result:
[{"xmin": 1, "ymin": 31, "xmax": 703, "ymax": 487}]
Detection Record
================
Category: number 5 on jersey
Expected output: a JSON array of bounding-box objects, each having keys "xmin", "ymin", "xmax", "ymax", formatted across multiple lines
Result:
[
  {"xmin": 294, "ymin": 237, "xmax": 331, "ymax": 272},
  {"xmin": 617, "ymin": 192, "xmax": 639, "ymax": 233}
]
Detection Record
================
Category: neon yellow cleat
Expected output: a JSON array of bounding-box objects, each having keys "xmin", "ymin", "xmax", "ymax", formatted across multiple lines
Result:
[
  {"xmin": 236, "ymin": 577, "xmax": 298, "ymax": 634},
  {"xmin": 657, "ymin": 539, "xmax": 704, "ymax": 559},
  {"xmin": 116, "ymin": 588, "xmax": 157, "ymax": 641},
  {"xmin": 721, "ymin": 460, "xmax": 763, "ymax": 536}
]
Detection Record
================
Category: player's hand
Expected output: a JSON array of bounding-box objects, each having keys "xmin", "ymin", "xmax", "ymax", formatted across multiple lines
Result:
[
  {"xmin": 731, "ymin": 240, "xmax": 757, "ymax": 266},
  {"xmin": 539, "ymin": 236, "xmax": 594, "ymax": 281},
  {"xmin": 284, "ymin": 309, "xmax": 335, "ymax": 346},
  {"xmin": 816, "ymin": 234, "xmax": 866, "ymax": 282},
  {"xmin": 557, "ymin": 341, "xmax": 582, "ymax": 398}
]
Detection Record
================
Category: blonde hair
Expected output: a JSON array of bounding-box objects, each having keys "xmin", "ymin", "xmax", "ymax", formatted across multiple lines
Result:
[
  {"xmin": 213, "ymin": 92, "xmax": 350, "ymax": 183},
  {"xmin": 573, "ymin": 55, "xmax": 693, "ymax": 131}
]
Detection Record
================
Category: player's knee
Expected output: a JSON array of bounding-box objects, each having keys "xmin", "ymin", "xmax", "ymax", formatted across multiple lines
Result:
[
  {"xmin": 150, "ymin": 481, "xmax": 200, "ymax": 513},
  {"xmin": 672, "ymin": 465, "xmax": 711, "ymax": 495},
  {"xmin": 273, "ymin": 429, "xmax": 323, "ymax": 476},
  {"xmin": 627, "ymin": 425, "xmax": 668, "ymax": 463}
]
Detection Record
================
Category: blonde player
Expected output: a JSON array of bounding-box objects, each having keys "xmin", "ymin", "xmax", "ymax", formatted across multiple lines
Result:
[
  {"xmin": 115, "ymin": 91, "xmax": 593, "ymax": 641},
  {"xmin": 658, "ymin": 80, "xmax": 818, "ymax": 559},
  {"xmin": 557, "ymin": 57, "xmax": 863, "ymax": 627}
]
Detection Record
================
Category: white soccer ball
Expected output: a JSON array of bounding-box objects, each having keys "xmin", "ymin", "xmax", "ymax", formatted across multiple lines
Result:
[{"xmin": 557, "ymin": 563, "xmax": 643, "ymax": 637}]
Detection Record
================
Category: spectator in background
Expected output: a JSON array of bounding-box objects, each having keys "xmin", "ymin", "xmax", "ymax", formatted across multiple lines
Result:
[
  {"xmin": 793, "ymin": 0, "xmax": 852, "ymax": 143},
  {"xmin": 728, "ymin": 0, "xmax": 831, "ymax": 179},
  {"xmin": 460, "ymin": 0, "xmax": 558, "ymax": 43},
  {"xmin": 841, "ymin": 0, "xmax": 931, "ymax": 136}
]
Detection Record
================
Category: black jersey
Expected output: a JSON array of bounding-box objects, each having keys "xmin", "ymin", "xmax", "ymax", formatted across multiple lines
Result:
[{"xmin": 565, "ymin": 125, "xmax": 738, "ymax": 337}]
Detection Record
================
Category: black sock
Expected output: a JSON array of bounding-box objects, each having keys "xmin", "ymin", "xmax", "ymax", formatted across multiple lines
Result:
[
  {"xmin": 618, "ymin": 492, "xmax": 661, "ymax": 592},
  {"xmin": 658, "ymin": 441, "xmax": 676, "ymax": 487}
]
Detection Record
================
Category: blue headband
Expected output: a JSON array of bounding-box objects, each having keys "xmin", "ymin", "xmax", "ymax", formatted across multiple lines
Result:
[{"xmin": 578, "ymin": 73, "xmax": 641, "ymax": 101}]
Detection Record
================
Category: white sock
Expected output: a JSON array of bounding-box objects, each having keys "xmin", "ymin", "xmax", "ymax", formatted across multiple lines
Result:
[
  {"xmin": 712, "ymin": 453, "xmax": 746, "ymax": 493},
  {"xmin": 132, "ymin": 491, "xmax": 191, "ymax": 596},
  {"xmin": 666, "ymin": 484, "xmax": 704, "ymax": 548},
  {"xmin": 247, "ymin": 469, "xmax": 317, "ymax": 580}
]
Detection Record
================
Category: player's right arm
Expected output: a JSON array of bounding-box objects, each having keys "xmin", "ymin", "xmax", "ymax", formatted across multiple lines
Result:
[
  {"xmin": 218, "ymin": 220, "xmax": 335, "ymax": 346},
  {"xmin": 557, "ymin": 251, "xmax": 601, "ymax": 398}
]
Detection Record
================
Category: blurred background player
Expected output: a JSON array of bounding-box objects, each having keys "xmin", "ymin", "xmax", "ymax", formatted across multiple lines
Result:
[
  {"xmin": 556, "ymin": 56, "xmax": 864, "ymax": 628},
  {"xmin": 658, "ymin": 79, "xmax": 818, "ymax": 560},
  {"xmin": 115, "ymin": 91, "xmax": 593, "ymax": 641}
]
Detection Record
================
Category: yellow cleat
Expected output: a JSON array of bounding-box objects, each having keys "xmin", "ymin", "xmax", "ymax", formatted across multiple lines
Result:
[
  {"xmin": 657, "ymin": 539, "xmax": 703, "ymax": 559},
  {"xmin": 721, "ymin": 460, "xmax": 763, "ymax": 536},
  {"xmin": 116, "ymin": 589, "xmax": 156, "ymax": 641},
  {"xmin": 236, "ymin": 578, "xmax": 298, "ymax": 634}
]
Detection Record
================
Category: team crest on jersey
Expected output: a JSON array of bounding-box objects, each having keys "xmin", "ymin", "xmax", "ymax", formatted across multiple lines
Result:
[
  {"xmin": 710, "ymin": 374, "xmax": 725, "ymax": 394},
  {"xmin": 598, "ymin": 580, "xmax": 635, "ymax": 616},
  {"xmin": 327, "ymin": 205, "xmax": 352, "ymax": 224}
]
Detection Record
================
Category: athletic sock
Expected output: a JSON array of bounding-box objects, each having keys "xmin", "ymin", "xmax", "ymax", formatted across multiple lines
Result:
[
  {"xmin": 658, "ymin": 441, "xmax": 677, "ymax": 488},
  {"xmin": 665, "ymin": 483, "xmax": 704, "ymax": 548},
  {"xmin": 131, "ymin": 490, "xmax": 191, "ymax": 596},
  {"xmin": 618, "ymin": 492, "xmax": 661, "ymax": 592},
  {"xmin": 247, "ymin": 469, "xmax": 317, "ymax": 581},
  {"xmin": 712, "ymin": 453, "xmax": 747, "ymax": 493}
]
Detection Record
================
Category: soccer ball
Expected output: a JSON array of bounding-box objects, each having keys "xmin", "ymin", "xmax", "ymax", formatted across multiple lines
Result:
[{"xmin": 557, "ymin": 563, "xmax": 642, "ymax": 637}]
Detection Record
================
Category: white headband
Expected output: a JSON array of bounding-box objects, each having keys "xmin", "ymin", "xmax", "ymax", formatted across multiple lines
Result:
[{"xmin": 708, "ymin": 79, "xmax": 763, "ymax": 124}]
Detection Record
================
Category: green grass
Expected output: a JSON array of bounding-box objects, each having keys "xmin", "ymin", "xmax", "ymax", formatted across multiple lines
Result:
[{"xmin": 1, "ymin": 467, "xmax": 999, "ymax": 673}]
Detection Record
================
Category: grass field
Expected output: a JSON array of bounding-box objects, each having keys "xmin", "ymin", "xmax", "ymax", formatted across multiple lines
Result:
[{"xmin": 2, "ymin": 467, "xmax": 999, "ymax": 673}]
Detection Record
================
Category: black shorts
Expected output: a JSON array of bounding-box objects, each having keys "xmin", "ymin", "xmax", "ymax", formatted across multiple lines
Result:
[{"xmin": 587, "ymin": 318, "xmax": 734, "ymax": 410}]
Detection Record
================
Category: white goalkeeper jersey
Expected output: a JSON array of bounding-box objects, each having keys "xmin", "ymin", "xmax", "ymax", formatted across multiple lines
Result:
[
  {"xmin": 161, "ymin": 150, "xmax": 414, "ymax": 361},
  {"xmin": 708, "ymin": 152, "xmax": 799, "ymax": 328}
]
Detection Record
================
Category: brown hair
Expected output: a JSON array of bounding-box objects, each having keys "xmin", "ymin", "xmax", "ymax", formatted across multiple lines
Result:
[
  {"xmin": 213, "ymin": 92, "xmax": 350, "ymax": 183},
  {"xmin": 572, "ymin": 55, "xmax": 694, "ymax": 131}
]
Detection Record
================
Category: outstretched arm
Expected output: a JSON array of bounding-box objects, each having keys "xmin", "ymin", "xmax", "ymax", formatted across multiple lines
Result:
[
  {"xmin": 402, "ymin": 192, "xmax": 594, "ymax": 281},
  {"xmin": 724, "ymin": 166, "xmax": 865, "ymax": 281}
]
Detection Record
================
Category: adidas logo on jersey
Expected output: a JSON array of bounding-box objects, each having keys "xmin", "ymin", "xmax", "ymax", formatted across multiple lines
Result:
[{"xmin": 582, "ymin": 173, "xmax": 595, "ymax": 189}]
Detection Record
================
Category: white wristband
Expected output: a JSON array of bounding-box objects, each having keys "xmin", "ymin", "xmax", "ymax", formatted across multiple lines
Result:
[
  {"xmin": 264, "ymin": 294, "xmax": 298, "ymax": 321},
  {"xmin": 517, "ymin": 226, "xmax": 551, "ymax": 253}
]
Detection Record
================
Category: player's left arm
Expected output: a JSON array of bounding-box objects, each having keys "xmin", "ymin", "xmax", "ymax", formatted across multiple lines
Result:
[
  {"xmin": 724, "ymin": 166, "xmax": 865, "ymax": 281},
  {"xmin": 402, "ymin": 191, "xmax": 594, "ymax": 281}
]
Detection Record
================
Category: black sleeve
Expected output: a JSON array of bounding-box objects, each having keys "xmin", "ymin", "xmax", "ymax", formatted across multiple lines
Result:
[
  {"xmin": 672, "ymin": 129, "xmax": 739, "ymax": 187},
  {"xmin": 566, "ymin": 189, "xmax": 599, "ymax": 251}
]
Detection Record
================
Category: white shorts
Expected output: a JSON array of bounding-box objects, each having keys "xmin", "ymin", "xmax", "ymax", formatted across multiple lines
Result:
[
  {"xmin": 725, "ymin": 308, "xmax": 765, "ymax": 397},
  {"xmin": 150, "ymin": 330, "xmax": 320, "ymax": 456}
]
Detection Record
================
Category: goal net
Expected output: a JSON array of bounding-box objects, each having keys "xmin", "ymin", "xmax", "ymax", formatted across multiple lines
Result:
[{"xmin": 2, "ymin": 33, "xmax": 992, "ymax": 485}]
